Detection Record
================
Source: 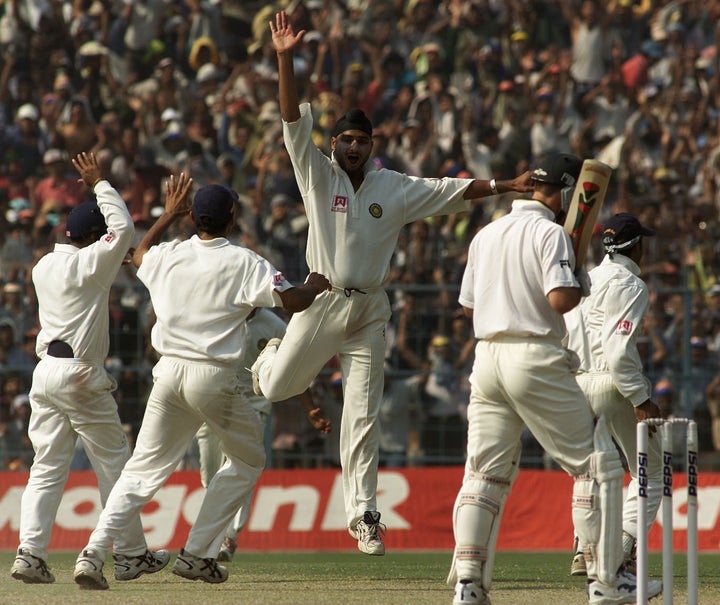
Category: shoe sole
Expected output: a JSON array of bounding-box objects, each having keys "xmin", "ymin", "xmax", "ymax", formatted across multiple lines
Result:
[
  {"xmin": 11, "ymin": 570, "xmax": 54, "ymax": 584},
  {"xmin": 357, "ymin": 545, "xmax": 385, "ymax": 556},
  {"xmin": 171, "ymin": 568, "xmax": 227, "ymax": 584},
  {"xmin": 74, "ymin": 573, "xmax": 108, "ymax": 590},
  {"xmin": 115, "ymin": 557, "xmax": 170, "ymax": 581}
]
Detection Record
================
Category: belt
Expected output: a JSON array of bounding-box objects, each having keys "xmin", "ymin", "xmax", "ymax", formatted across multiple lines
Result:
[
  {"xmin": 47, "ymin": 340, "xmax": 74, "ymax": 358},
  {"xmin": 330, "ymin": 285, "xmax": 378, "ymax": 297}
]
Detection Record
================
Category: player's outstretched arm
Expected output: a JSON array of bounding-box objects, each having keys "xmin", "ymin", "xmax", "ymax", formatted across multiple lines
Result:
[
  {"xmin": 133, "ymin": 173, "xmax": 193, "ymax": 267},
  {"xmin": 277, "ymin": 271, "xmax": 331, "ymax": 313},
  {"xmin": 271, "ymin": 10, "xmax": 304, "ymax": 123},
  {"xmin": 462, "ymin": 171, "xmax": 534, "ymax": 200}
]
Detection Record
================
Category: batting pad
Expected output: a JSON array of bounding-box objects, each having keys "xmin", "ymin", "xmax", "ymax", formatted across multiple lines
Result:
[
  {"xmin": 574, "ymin": 416, "xmax": 625, "ymax": 585},
  {"xmin": 447, "ymin": 471, "xmax": 513, "ymax": 591}
]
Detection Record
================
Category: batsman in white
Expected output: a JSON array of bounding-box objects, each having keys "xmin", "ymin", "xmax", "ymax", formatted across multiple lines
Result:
[
  {"xmin": 11, "ymin": 152, "xmax": 167, "ymax": 585},
  {"xmin": 251, "ymin": 11, "xmax": 533, "ymax": 556},
  {"xmin": 196, "ymin": 306, "xmax": 331, "ymax": 562},
  {"xmin": 565, "ymin": 213, "xmax": 662, "ymax": 577},
  {"xmin": 449, "ymin": 154, "xmax": 661, "ymax": 605},
  {"xmin": 72, "ymin": 175, "xmax": 331, "ymax": 589}
]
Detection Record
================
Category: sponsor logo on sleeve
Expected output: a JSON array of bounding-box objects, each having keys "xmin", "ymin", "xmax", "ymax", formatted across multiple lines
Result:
[
  {"xmin": 615, "ymin": 319, "xmax": 633, "ymax": 335},
  {"xmin": 331, "ymin": 195, "xmax": 348, "ymax": 213},
  {"xmin": 559, "ymin": 259, "xmax": 570, "ymax": 269},
  {"xmin": 103, "ymin": 230, "xmax": 116, "ymax": 244},
  {"xmin": 273, "ymin": 272, "xmax": 285, "ymax": 287}
]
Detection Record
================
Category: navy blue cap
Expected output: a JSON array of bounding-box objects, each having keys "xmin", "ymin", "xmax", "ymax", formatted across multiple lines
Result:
[
  {"xmin": 191, "ymin": 185, "xmax": 235, "ymax": 228},
  {"xmin": 66, "ymin": 201, "xmax": 107, "ymax": 240},
  {"xmin": 602, "ymin": 213, "xmax": 655, "ymax": 252}
]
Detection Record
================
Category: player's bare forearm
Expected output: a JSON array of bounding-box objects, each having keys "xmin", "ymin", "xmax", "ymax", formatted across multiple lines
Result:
[
  {"xmin": 272, "ymin": 11, "xmax": 303, "ymax": 123},
  {"xmin": 463, "ymin": 171, "xmax": 533, "ymax": 200},
  {"xmin": 547, "ymin": 286, "xmax": 582, "ymax": 314},
  {"xmin": 133, "ymin": 173, "xmax": 193, "ymax": 267},
  {"xmin": 277, "ymin": 272, "xmax": 331, "ymax": 312}
]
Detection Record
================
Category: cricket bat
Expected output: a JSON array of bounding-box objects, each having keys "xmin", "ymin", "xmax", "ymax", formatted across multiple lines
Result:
[{"xmin": 563, "ymin": 159, "xmax": 612, "ymax": 267}]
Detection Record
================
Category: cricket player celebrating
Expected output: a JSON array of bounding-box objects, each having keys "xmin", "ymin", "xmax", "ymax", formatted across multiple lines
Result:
[
  {"xmin": 11, "ymin": 152, "xmax": 168, "ymax": 585},
  {"xmin": 449, "ymin": 155, "xmax": 661, "ymax": 604},
  {"xmin": 251, "ymin": 11, "xmax": 533, "ymax": 556},
  {"xmin": 72, "ymin": 177, "xmax": 331, "ymax": 589},
  {"xmin": 565, "ymin": 213, "xmax": 662, "ymax": 577}
]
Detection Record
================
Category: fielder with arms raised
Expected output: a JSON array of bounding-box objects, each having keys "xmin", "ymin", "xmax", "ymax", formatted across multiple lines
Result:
[
  {"xmin": 251, "ymin": 11, "xmax": 533, "ymax": 556},
  {"xmin": 11, "ymin": 152, "xmax": 166, "ymax": 585},
  {"xmin": 449, "ymin": 155, "xmax": 661, "ymax": 605}
]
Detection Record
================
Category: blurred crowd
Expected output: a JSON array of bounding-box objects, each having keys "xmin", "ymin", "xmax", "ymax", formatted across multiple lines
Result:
[{"xmin": 2, "ymin": 0, "xmax": 720, "ymax": 472}]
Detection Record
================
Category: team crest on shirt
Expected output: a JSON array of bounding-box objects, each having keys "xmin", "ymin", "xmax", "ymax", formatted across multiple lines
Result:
[
  {"xmin": 331, "ymin": 195, "xmax": 348, "ymax": 213},
  {"xmin": 615, "ymin": 320, "xmax": 633, "ymax": 335},
  {"xmin": 369, "ymin": 203, "xmax": 382, "ymax": 218}
]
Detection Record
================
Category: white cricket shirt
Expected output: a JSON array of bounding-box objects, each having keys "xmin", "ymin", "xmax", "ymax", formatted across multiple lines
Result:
[
  {"xmin": 33, "ymin": 181, "xmax": 134, "ymax": 361},
  {"xmin": 283, "ymin": 103, "xmax": 472, "ymax": 289},
  {"xmin": 459, "ymin": 200, "xmax": 578, "ymax": 340},
  {"xmin": 565, "ymin": 253, "xmax": 651, "ymax": 406},
  {"xmin": 136, "ymin": 236, "xmax": 291, "ymax": 363}
]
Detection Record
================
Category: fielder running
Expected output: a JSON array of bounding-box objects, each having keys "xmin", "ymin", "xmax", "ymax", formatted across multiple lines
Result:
[
  {"xmin": 196, "ymin": 306, "xmax": 331, "ymax": 561},
  {"xmin": 12, "ymin": 152, "xmax": 168, "ymax": 585},
  {"xmin": 73, "ymin": 177, "xmax": 331, "ymax": 589},
  {"xmin": 448, "ymin": 154, "xmax": 661, "ymax": 605},
  {"xmin": 565, "ymin": 213, "xmax": 662, "ymax": 577},
  {"xmin": 252, "ymin": 11, "xmax": 533, "ymax": 556}
]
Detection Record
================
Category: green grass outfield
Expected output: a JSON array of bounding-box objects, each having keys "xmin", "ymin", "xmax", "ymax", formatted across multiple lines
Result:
[{"xmin": 1, "ymin": 551, "xmax": 718, "ymax": 605}]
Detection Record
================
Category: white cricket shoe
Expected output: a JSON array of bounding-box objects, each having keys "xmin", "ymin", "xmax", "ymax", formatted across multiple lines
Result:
[
  {"xmin": 250, "ymin": 338, "xmax": 282, "ymax": 396},
  {"xmin": 74, "ymin": 549, "xmax": 108, "ymax": 590},
  {"xmin": 113, "ymin": 549, "xmax": 170, "ymax": 580},
  {"xmin": 453, "ymin": 579, "xmax": 491, "ymax": 604},
  {"xmin": 216, "ymin": 536, "xmax": 237, "ymax": 562},
  {"xmin": 587, "ymin": 568, "xmax": 661, "ymax": 604},
  {"xmin": 11, "ymin": 548, "xmax": 55, "ymax": 584},
  {"xmin": 571, "ymin": 551, "xmax": 587, "ymax": 576},
  {"xmin": 171, "ymin": 549, "xmax": 228, "ymax": 583},
  {"xmin": 355, "ymin": 511, "xmax": 386, "ymax": 556}
]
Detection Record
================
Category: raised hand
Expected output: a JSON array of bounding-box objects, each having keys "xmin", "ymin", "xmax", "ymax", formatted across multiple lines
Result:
[
  {"xmin": 164, "ymin": 173, "xmax": 193, "ymax": 216},
  {"xmin": 72, "ymin": 152, "xmax": 102, "ymax": 188},
  {"xmin": 270, "ymin": 10, "xmax": 305, "ymax": 55}
]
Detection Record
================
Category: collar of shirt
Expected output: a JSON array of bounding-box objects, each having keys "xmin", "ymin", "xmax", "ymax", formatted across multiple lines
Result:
[
  {"xmin": 53, "ymin": 243, "xmax": 79, "ymax": 254},
  {"xmin": 510, "ymin": 199, "xmax": 556, "ymax": 221},
  {"xmin": 600, "ymin": 252, "xmax": 641, "ymax": 276},
  {"xmin": 190, "ymin": 234, "xmax": 230, "ymax": 249}
]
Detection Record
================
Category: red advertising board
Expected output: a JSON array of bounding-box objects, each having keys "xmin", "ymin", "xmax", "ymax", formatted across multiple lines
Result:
[{"xmin": 1, "ymin": 468, "xmax": 718, "ymax": 552}]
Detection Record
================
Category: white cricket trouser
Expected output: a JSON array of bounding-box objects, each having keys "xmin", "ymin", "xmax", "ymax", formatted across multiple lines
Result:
[
  {"xmin": 84, "ymin": 356, "xmax": 265, "ymax": 559},
  {"xmin": 196, "ymin": 413, "xmax": 269, "ymax": 537},
  {"xmin": 466, "ymin": 337, "xmax": 595, "ymax": 477},
  {"xmin": 453, "ymin": 337, "xmax": 597, "ymax": 582},
  {"xmin": 576, "ymin": 372, "xmax": 663, "ymax": 538},
  {"xmin": 19, "ymin": 357, "xmax": 146, "ymax": 561},
  {"xmin": 254, "ymin": 288, "xmax": 391, "ymax": 527}
]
